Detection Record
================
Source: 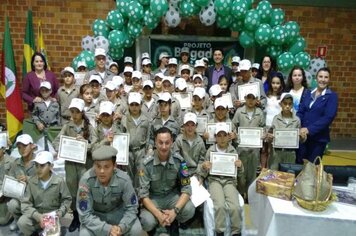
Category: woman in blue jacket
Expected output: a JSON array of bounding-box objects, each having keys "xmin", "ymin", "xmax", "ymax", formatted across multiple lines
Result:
[{"xmin": 297, "ymin": 67, "xmax": 338, "ymax": 163}]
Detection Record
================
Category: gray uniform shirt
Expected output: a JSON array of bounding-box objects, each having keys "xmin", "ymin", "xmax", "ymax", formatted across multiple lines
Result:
[
  {"xmin": 77, "ymin": 168, "xmax": 138, "ymax": 235},
  {"xmin": 232, "ymin": 106, "xmax": 265, "ymax": 128},
  {"xmin": 32, "ymin": 100, "xmax": 61, "ymax": 127},
  {"xmin": 84, "ymin": 69, "xmax": 115, "ymax": 85},
  {"xmin": 57, "ymin": 85, "xmax": 80, "ymax": 119},
  {"xmin": 21, "ymin": 174, "xmax": 71, "ymax": 221},
  {"xmin": 120, "ymin": 114, "xmax": 150, "ymax": 150},
  {"xmin": 271, "ymin": 113, "xmax": 301, "ymax": 129},
  {"xmin": 149, "ymin": 116, "xmax": 181, "ymax": 147},
  {"xmin": 235, "ymin": 77, "xmax": 267, "ymax": 109}
]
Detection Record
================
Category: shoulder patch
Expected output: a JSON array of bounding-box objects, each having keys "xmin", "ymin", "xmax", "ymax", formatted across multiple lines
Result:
[
  {"xmin": 143, "ymin": 155, "xmax": 154, "ymax": 165},
  {"xmin": 79, "ymin": 200, "xmax": 88, "ymax": 211},
  {"xmin": 130, "ymin": 193, "xmax": 137, "ymax": 205}
]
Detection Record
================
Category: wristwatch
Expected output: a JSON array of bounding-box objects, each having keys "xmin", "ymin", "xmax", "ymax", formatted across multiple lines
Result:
[{"xmin": 173, "ymin": 206, "xmax": 180, "ymax": 215}]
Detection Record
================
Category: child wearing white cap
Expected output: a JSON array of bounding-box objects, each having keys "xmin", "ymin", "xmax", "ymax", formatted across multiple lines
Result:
[
  {"xmin": 0, "ymin": 137, "xmax": 14, "ymax": 225},
  {"xmin": 153, "ymin": 73, "xmax": 164, "ymax": 98},
  {"xmin": 191, "ymin": 87, "xmax": 210, "ymax": 124},
  {"xmin": 79, "ymin": 84, "xmax": 98, "ymax": 114},
  {"xmin": 172, "ymin": 112, "xmax": 206, "ymax": 176},
  {"xmin": 32, "ymin": 81, "xmax": 61, "ymax": 131},
  {"xmin": 17, "ymin": 151, "xmax": 71, "ymax": 236},
  {"xmin": 77, "ymin": 61, "xmax": 87, "ymax": 73},
  {"xmin": 160, "ymin": 76, "xmax": 183, "ymax": 123},
  {"xmin": 131, "ymin": 71, "xmax": 143, "ymax": 93},
  {"xmin": 197, "ymin": 122, "xmax": 244, "ymax": 236},
  {"xmin": 120, "ymin": 92, "xmax": 151, "ymax": 190},
  {"xmin": 153, "ymin": 52, "xmax": 169, "ymax": 75},
  {"xmin": 232, "ymin": 92, "xmax": 265, "ymax": 198},
  {"xmin": 141, "ymin": 80, "xmax": 159, "ymax": 121},
  {"xmin": 88, "ymin": 75, "xmax": 106, "ymax": 107},
  {"xmin": 178, "ymin": 47, "xmax": 194, "ymax": 77},
  {"xmin": 58, "ymin": 67, "xmax": 80, "ymax": 124},
  {"xmin": 7, "ymin": 134, "xmax": 37, "ymax": 231},
  {"xmin": 52, "ymin": 98, "xmax": 98, "ymax": 232},
  {"xmin": 141, "ymin": 58, "xmax": 154, "ymax": 82},
  {"xmin": 109, "ymin": 61, "xmax": 119, "ymax": 75}
]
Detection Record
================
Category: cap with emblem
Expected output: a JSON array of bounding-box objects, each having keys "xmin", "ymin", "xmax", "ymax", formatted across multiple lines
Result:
[
  {"xmin": 109, "ymin": 61, "xmax": 118, "ymax": 68},
  {"xmin": 181, "ymin": 47, "xmax": 189, "ymax": 54},
  {"xmin": 159, "ymin": 52, "xmax": 169, "ymax": 60},
  {"xmin": 209, "ymin": 84, "xmax": 223, "ymax": 97},
  {"xmin": 77, "ymin": 61, "xmax": 87, "ymax": 69},
  {"xmin": 214, "ymin": 97, "xmax": 228, "ymax": 109},
  {"xmin": 99, "ymin": 101, "xmax": 114, "ymax": 115},
  {"xmin": 193, "ymin": 87, "xmax": 206, "ymax": 99},
  {"xmin": 142, "ymin": 58, "xmax": 152, "ymax": 66},
  {"xmin": 215, "ymin": 122, "xmax": 230, "ymax": 135},
  {"xmin": 232, "ymin": 56, "xmax": 241, "ymax": 64},
  {"xmin": 175, "ymin": 78, "xmax": 187, "ymax": 91},
  {"xmin": 183, "ymin": 112, "xmax": 197, "ymax": 124},
  {"xmin": 279, "ymin": 93, "xmax": 293, "ymax": 103},
  {"xmin": 168, "ymin": 58, "xmax": 178, "ymax": 65},
  {"xmin": 142, "ymin": 52, "xmax": 150, "ymax": 60},
  {"xmin": 158, "ymin": 92, "xmax": 172, "ymax": 102},
  {"xmin": 92, "ymin": 146, "xmax": 118, "ymax": 161},
  {"xmin": 193, "ymin": 74, "xmax": 203, "ymax": 81},
  {"xmin": 162, "ymin": 76, "xmax": 173, "ymax": 84},
  {"xmin": 112, "ymin": 76, "xmax": 124, "ymax": 87},
  {"xmin": 180, "ymin": 64, "xmax": 191, "ymax": 74},
  {"xmin": 95, "ymin": 48, "xmax": 106, "ymax": 57},
  {"xmin": 132, "ymin": 71, "xmax": 142, "ymax": 79},
  {"xmin": 69, "ymin": 98, "xmax": 85, "ymax": 112},
  {"xmin": 33, "ymin": 151, "xmax": 54, "ymax": 164},
  {"xmin": 252, "ymin": 63, "xmax": 260, "ymax": 70},
  {"xmin": 16, "ymin": 134, "xmax": 33, "ymax": 145},
  {"xmin": 155, "ymin": 72, "xmax": 165, "ymax": 80},
  {"xmin": 194, "ymin": 59, "xmax": 205, "ymax": 68},
  {"xmin": 124, "ymin": 56, "xmax": 133, "ymax": 64},
  {"xmin": 239, "ymin": 59, "xmax": 252, "ymax": 71},
  {"xmin": 40, "ymin": 81, "xmax": 52, "ymax": 90},
  {"xmin": 104, "ymin": 81, "xmax": 117, "ymax": 91},
  {"xmin": 124, "ymin": 66, "xmax": 133, "ymax": 74},
  {"xmin": 128, "ymin": 92, "xmax": 142, "ymax": 104},
  {"xmin": 61, "ymin": 66, "xmax": 75, "ymax": 76},
  {"xmin": 143, "ymin": 80, "xmax": 154, "ymax": 88}
]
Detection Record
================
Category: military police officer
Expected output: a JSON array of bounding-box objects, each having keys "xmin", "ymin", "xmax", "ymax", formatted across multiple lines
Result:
[
  {"xmin": 77, "ymin": 146, "xmax": 144, "ymax": 236},
  {"xmin": 139, "ymin": 127, "xmax": 195, "ymax": 236}
]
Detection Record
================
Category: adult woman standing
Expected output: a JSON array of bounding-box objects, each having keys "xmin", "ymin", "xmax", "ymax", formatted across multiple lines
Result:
[
  {"xmin": 256, "ymin": 55, "xmax": 276, "ymax": 93},
  {"xmin": 297, "ymin": 67, "xmax": 338, "ymax": 163},
  {"xmin": 22, "ymin": 52, "xmax": 59, "ymax": 111}
]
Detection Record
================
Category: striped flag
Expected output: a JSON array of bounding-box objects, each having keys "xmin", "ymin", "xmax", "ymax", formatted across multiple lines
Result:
[
  {"xmin": 37, "ymin": 20, "xmax": 50, "ymax": 70},
  {"xmin": 22, "ymin": 10, "xmax": 35, "ymax": 78},
  {"xmin": 1, "ymin": 17, "xmax": 25, "ymax": 140}
]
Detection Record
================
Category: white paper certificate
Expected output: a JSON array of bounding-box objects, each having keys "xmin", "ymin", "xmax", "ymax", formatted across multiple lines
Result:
[
  {"xmin": 196, "ymin": 116, "xmax": 208, "ymax": 135},
  {"xmin": 58, "ymin": 135, "xmax": 88, "ymax": 164},
  {"xmin": 238, "ymin": 127, "xmax": 263, "ymax": 148},
  {"xmin": 209, "ymin": 152, "xmax": 238, "ymax": 177},
  {"xmin": 238, "ymin": 82, "xmax": 260, "ymax": 102},
  {"xmin": 0, "ymin": 131, "xmax": 8, "ymax": 149},
  {"xmin": 206, "ymin": 122, "xmax": 232, "ymax": 144},
  {"xmin": 273, "ymin": 128, "xmax": 299, "ymax": 149},
  {"xmin": 75, "ymin": 73, "xmax": 85, "ymax": 86},
  {"xmin": 112, "ymin": 134, "xmax": 129, "ymax": 165},
  {"xmin": 222, "ymin": 93, "xmax": 234, "ymax": 109},
  {"xmin": 1, "ymin": 175, "xmax": 26, "ymax": 199},
  {"xmin": 172, "ymin": 92, "xmax": 192, "ymax": 109},
  {"xmin": 85, "ymin": 112, "xmax": 97, "ymax": 128}
]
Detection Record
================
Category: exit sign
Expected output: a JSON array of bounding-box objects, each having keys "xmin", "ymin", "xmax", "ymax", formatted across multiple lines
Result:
[{"xmin": 317, "ymin": 46, "xmax": 327, "ymax": 58}]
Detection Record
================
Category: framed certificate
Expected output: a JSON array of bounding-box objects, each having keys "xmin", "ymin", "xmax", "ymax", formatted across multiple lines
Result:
[
  {"xmin": 58, "ymin": 135, "xmax": 88, "ymax": 164},
  {"xmin": 196, "ymin": 116, "xmax": 208, "ymax": 135},
  {"xmin": 112, "ymin": 133, "xmax": 129, "ymax": 165},
  {"xmin": 222, "ymin": 93, "xmax": 234, "ymax": 109},
  {"xmin": 273, "ymin": 128, "xmax": 299, "ymax": 149},
  {"xmin": 75, "ymin": 72, "xmax": 85, "ymax": 86},
  {"xmin": 238, "ymin": 82, "xmax": 260, "ymax": 102},
  {"xmin": 209, "ymin": 152, "xmax": 238, "ymax": 177},
  {"xmin": 206, "ymin": 122, "xmax": 232, "ymax": 144},
  {"xmin": 0, "ymin": 131, "xmax": 8, "ymax": 149},
  {"xmin": 172, "ymin": 92, "xmax": 192, "ymax": 109},
  {"xmin": 1, "ymin": 175, "xmax": 26, "ymax": 199},
  {"xmin": 238, "ymin": 127, "xmax": 263, "ymax": 148},
  {"xmin": 85, "ymin": 112, "xmax": 97, "ymax": 128}
]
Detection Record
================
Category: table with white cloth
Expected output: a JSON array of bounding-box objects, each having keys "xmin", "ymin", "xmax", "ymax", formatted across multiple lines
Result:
[{"xmin": 248, "ymin": 180, "xmax": 356, "ymax": 236}]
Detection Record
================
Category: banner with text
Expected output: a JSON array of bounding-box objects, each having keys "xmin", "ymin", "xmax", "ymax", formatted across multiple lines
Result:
[{"xmin": 150, "ymin": 38, "xmax": 244, "ymax": 69}]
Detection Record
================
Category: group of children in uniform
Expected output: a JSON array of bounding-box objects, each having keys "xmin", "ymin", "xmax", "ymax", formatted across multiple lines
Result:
[{"xmin": 0, "ymin": 48, "xmax": 306, "ymax": 236}]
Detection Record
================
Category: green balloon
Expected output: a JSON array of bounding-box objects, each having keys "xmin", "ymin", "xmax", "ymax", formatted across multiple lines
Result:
[
  {"xmin": 245, "ymin": 0, "xmax": 254, "ymax": 9},
  {"xmin": 109, "ymin": 47, "xmax": 124, "ymax": 60},
  {"xmin": 215, "ymin": 0, "xmax": 233, "ymax": 16},
  {"xmin": 231, "ymin": 0, "xmax": 248, "ymax": 20},
  {"xmin": 127, "ymin": 20, "xmax": 143, "ymax": 38},
  {"xmin": 255, "ymin": 23, "xmax": 272, "ymax": 46},
  {"xmin": 277, "ymin": 52, "xmax": 295, "ymax": 71},
  {"xmin": 239, "ymin": 30, "xmax": 255, "ymax": 48},
  {"xmin": 143, "ymin": 8, "xmax": 160, "ymax": 30},
  {"xmin": 256, "ymin": 0, "xmax": 272, "ymax": 23},
  {"xmin": 192, "ymin": 0, "xmax": 209, "ymax": 7},
  {"xmin": 180, "ymin": 0, "xmax": 200, "ymax": 17},
  {"xmin": 270, "ymin": 8, "xmax": 285, "ymax": 27},
  {"xmin": 244, "ymin": 9, "xmax": 261, "ymax": 31},
  {"xmin": 284, "ymin": 21, "xmax": 300, "ymax": 44},
  {"xmin": 106, "ymin": 10, "xmax": 124, "ymax": 30},
  {"xmin": 122, "ymin": 27, "xmax": 135, "ymax": 48},
  {"xmin": 289, "ymin": 37, "xmax": 306, "ymax": 55},
  {"xmin": 138, "ymin": 0, "xmax": 150, "ymax": 6},
  {"xmin": 266, "ymin": 45, "xmax": 283, "ymax": 59},
  {"xmin": 128, "ymin": 1, "xmax": 144, "ymax": 22},
  {"xmin": 230, "ymin": 18, "xmax": 244, "ymax": 32},
  {"xmin": 79, "ymin": 50, "xmax": 95, "ymax": 69},
  {"xmin": 295, "ymin": 51, "xmax": 310, "ymax": 69},
  {"xmin": 71, "ymin": 55, "xmax": 81, "ymax": 71},
  {"xmin": 150, "ymin": 0, "xmax": 168, "ymax": 18},
  {"xmin": 116, "ymin": 0, "xmax": 131, "ymax": 18},
  {"xmin": 108, "ymin": 30, "xmax": 124, "ymax": 48},
  {"xmin": 92, "ymin": 19, "xmax": 110, "ymax": 38},
  {"xmin": 271, "ymin": 25, "xmax": 287, "ymax": 46},
  {"xmin": 217, "ymin": 14, "xmax": 232, "ymax": 29}
]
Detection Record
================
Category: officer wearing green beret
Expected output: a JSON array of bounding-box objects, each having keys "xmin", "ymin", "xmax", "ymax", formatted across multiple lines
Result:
[
  {"xmin": 139, "ymin": 127, "xmax": 195, "ymax": 236},
  {"xmin": 77, "ymin": 146, "xmax": 144, "ymax": 236}
]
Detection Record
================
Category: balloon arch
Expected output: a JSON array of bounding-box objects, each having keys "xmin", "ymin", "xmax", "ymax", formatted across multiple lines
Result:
[{"xmin": 72, "ymin": 0, "xmax": 325, "ymax": 84}]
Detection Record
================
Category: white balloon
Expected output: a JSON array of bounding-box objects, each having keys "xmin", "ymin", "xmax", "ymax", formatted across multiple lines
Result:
[
  {"xmin": 165, "ymin": 7, "xmax": 181, "ymax": 28},
  {"xmin": 170, "ymin": 0, "xmax": 181, "ymax": 4},
  {"xmin": 308, "ymin": 58, "xmax": 327, "ymax": 77},
  {"xmin": 94, "ymin": 36, "xmax": 109, "ymax": 53},
  {"xmin": 199, "ymin": 2, "xmax": 216, "ymax": 26},
  {"xmin": 81, "ymin": 35, "xmax": 94, "ymax": 52},
  {"xmin": 105, "ymin": 54, "xmax": 114, "ymax": 69}
]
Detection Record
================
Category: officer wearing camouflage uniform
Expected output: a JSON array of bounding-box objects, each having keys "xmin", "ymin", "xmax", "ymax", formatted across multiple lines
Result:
[
  {"xmin": 77, "ymin": 146, "xmax": 143, "ymax": 236},
  {"xmin": 139, "ymin": 127, "xmax": 195, "ymax": 235}
]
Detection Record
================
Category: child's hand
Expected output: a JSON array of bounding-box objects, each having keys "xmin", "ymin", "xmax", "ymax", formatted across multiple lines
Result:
[
  {"xmin": 235, "ymin": 159, "xmax": 242, "ymax": 168},
  {"xmin": 39, "ymin": 214, "xmax": 45, "ymax": 229},
  {"xmin": 113, "ymin": 112, "xmax": 123, "ymax": 121},
  {"xmin": 234, "ymin": 100, "xmax": 242, "ymax": 108},
  {"xmin": 266, "ymin": 133, "xmax": 274, "ymax": 142},
  {"xmin": 17, "ymin": 175, "xmax": 27, "ymax": 183},
  {"xmin": 76, "ymin": 135, "xmax": 85, "ymax": 141},
  {"xmin": 50, "ymin": 97, "xmax": 57, "ymax": 102},
  {"xmin": 202, "ymin": 161, "xmax": 212, "ymax": 171},
  {"xmin": 202, "ymin": 131, "xmax": 209, "ymax": 140},
  {"xmin": 106, "ymin": 132, "xmax": 114, "ymax": 143},
  {"xmin": 229, "ymin": 132, "xmax": 237, "ymax": 140},
  {"xmin": 37, "ymin": 123, "xmax": 45, "ymax": 131},
  {"xmin": 33, "ymin": 97, "xmax": 43, "ymax": 103},
  {"xmin": 256, "ymin": 99, "xmax": 261, "ymax": 107}
]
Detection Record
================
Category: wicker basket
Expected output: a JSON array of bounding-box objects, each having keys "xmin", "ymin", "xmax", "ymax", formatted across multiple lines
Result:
[{"xmin": 293, "ymin": 157, "xmax": 337, "ymax": 211}]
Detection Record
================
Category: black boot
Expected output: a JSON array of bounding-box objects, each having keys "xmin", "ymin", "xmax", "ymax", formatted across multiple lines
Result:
[
  {"xmin": 167, "ymin": 220, "xmax": 179, "ymax": 236},
  {"xmin": 216, "ymin": 232, "xmax": 224, "ymax": 236},
  {"xmin": 147, "ymin": 228, "xmax": 156, "ymax": 236},
  {"xmin": 68, "ymin": 210, "xmax": 80, "ymax": 232}
]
